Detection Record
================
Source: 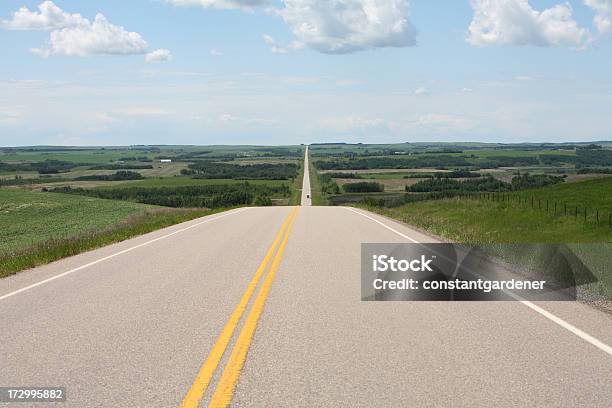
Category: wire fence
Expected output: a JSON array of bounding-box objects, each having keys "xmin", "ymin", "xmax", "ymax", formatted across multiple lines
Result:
[{"xmin": 460, "ymin": 191, "xmax": 612, "ymax": 228}]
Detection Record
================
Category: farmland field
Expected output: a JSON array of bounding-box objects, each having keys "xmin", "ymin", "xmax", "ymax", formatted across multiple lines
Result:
[{"xmin": 0, "ymin": 188, "xmax": 155, "ymax": 253}]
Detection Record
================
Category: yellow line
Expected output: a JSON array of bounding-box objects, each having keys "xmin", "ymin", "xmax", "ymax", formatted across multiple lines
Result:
[
  {"xmin": 180, "ymin": 207, "xmax": 298, "ymax": 408},
  {"xmin": 208, "ymin": 207, "xmax": 300, "ymax": 408}
]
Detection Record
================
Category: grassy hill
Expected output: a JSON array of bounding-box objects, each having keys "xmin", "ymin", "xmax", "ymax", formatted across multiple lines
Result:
[
  {"xmin": 0, "ymin": 189, "xmax": 155, "ymax": 253},
  {"xmin": 358, "ymin": 178, "xmax": 612, "ymax": 297},
  {"xmin": 0, "ymin": 188, "xmax": 214, "ymax": 277}
]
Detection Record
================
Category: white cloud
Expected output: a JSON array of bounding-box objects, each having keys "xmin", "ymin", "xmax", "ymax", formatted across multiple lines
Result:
[
  {"xmin": 145, "ymin": 49, "xmax": 173, "ymax": 63},
  {"xmin": 0, "ymin": 107, "xmax": 23, "ymax": 126},
  {"xmin": 163, "ymin": 0, "xmax": 268, "ymax": 11},
  {"xmin": 414, "ymin": 87, "xmax": 427, "ymax": 95},
  {"xmin": 467, "ymin": 0, "xmax": 592, "ymax": 48},
  {"xmin": 274, "ymin": 0, "xmax": 417, "ymax": 54},
  {"xmin": 413, "ymin": 113, "xmax": 478, "ymax": 133},
  {"xmin": 210, "ymin": 49, "xmax": 223, "ymax": 56},
  {"xmin": 217, "ymin": 113, "xmax": 280, "ymax": 125},
  {"xmin": 118, "ymin": 107, "xmax": 171, "ymax": 117},
  {"xmin": 320, "ymin": 115, "xmax": 395, "ymax": 132},
  {"xmin": 3, "ymin": 2, "xmax": 162, "ymax": 58},
  {"xmin": 1, "ymin": 0, "xmax": 86, "ymax": 31},
  {"xmin": 32, "ymin": 13, "xmax": 148, "ymax": 57},
  {"xmin": 515, "ymin": 75, "xmax": 535, "ymax": 81},
  {"xmin": 262, "ymin": 33, "xmax": 303, "ymax": 53},
  {"xmin": 585, "ymin": 0, "xmax": 612, "ymax": 34}
]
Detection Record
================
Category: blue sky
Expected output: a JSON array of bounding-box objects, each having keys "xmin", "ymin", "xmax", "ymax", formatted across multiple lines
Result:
[{"xmin": 1, "ymin": 0, "xmax": 611, "ymax": 146}]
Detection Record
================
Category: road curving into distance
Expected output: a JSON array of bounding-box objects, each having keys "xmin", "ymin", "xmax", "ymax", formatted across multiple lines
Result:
[{"xmin": 0, "ymin": 147, "xmax": 611, "ymax": 407}]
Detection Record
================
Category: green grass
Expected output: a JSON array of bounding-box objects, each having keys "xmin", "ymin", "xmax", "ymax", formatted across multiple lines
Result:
[
  {"xmin": 0, "ymin": 188, "xmax": 156, "ymax": 253},
  {"xmin": 515, "ymin": 178, "xmax": 612, "ymax": 213},
  {"xmin": 358, "ymin": 195, "xmax": 611, "ymax": 297},
  {"xmin": 0, "ymin": 150, "xmax": 155, "ymax": 164},
  {"xmin": 309, "ymin": 157, "xmax": 328, "ymax": 206},
  {"xmin": 290, "ymin": 159, "xmax": 305, "ymax": 205},
  {"xmin": 0, "ymin": 188, "xmax": 228, "ymax": 277},
  {"xmin": 361, "ymin": 198, "xmax": 611, "ymax": 244}
]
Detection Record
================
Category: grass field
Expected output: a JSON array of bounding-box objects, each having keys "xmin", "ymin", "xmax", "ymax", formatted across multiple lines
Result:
[
  {"xmin": 515, "ymin": 178, "xmax": 612, "ymax": 213},
  {"xmin": 290, "ymin": 158, "xmax": 305, "ymax": 205},
  {"xmin": 0, "ymin": 189, "xmax": 156, "ymax": 253},
  {"xmin": 358, "ymin": 194, "xmax": 611, "ymax": 297},
  {"xmin": 309, "ymin": 152, "xmax": 328, "ymax": 206},
  {"xmin": 0, "ymin": 188, "xmax": 224, "ymax": 277}
]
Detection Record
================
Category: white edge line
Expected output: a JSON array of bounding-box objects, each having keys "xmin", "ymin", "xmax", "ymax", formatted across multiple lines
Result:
[
  {"xmin": 0, "ymin": 208, "xmax": 251, "ymax": 302},
  {"xmin": 345, "ymin": 206, "xmax": 612, "ymax": 357},
  {"xmin": 345, "ymin": 207, "xmax": 419, "ymax": 243}
]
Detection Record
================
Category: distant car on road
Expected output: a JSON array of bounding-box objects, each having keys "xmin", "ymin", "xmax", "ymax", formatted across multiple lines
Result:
[{"xmin": 306, "ymin": 194, "xmax": 310, "ymax": 199}]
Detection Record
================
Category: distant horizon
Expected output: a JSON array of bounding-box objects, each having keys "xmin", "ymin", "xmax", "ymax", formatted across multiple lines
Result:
[{"xmin": 2, "ymin": 140, "xmax": 612, "ymax": 149}]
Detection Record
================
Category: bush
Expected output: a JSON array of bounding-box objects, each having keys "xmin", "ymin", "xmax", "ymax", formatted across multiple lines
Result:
[
  {"xmin": 343, "ymin": 182, "xmax": 384, "ymax": 193},
  {"xmin": 253, "ymin": 195, "xmax": 273, "ymax": 206},
  {"xmin": 511, "ymin": 174, "xmax": 564, "ymax": 190},
  {"xmin": 360, "ymin": 197, "xmax": 385, "ymax": 207}
]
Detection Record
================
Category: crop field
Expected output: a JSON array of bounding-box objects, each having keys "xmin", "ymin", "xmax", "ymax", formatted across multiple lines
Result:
[{"xmin": 0, "ymin": 188, "xmax": 155, "ymax": 254}]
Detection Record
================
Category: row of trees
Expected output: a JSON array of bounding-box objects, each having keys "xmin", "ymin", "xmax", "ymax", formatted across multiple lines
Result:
[
  {"xmin": 0, "ymin": 160, "xmax": 80, "ymax": 174},
  {"xmin": 51, "ymin": 183, "xmax": 290, "ymax": 208},
  {"xmin": 74, "ymin": 171, "xmax": 144, "ymax": 181},
  {"xmin": 187, "ymin": 162, "xmax": 299, "ymax": 180},
  {"xmin": 343, "ymin": 182, "xmax": 384, "ymax": 193},
  {"xmin": 407, "ymin": 174, "xmax": 564, "ymax": 193}
]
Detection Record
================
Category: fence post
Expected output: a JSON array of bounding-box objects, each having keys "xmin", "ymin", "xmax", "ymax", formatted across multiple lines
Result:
[
  {"xmin": 554, "ymin": 202, "xmax": 557, "ymax": 214},
  {"xmin": 596, "ymin": 210, "xmax": 599, "ymax": 222},
  {"xmin": 575, "ymin": 206, "xmax": 578, "ymax": 219},
  {"xmin": 584, "ymin": 207, "xmax": 587, "ymax": 222},
  {"xmin": 564, "ymin": 203, "xmax": 567, "ymax": 216},
  {"xmin": 546, "ymin": 200, "xmax": 549, "ymax": 212}
]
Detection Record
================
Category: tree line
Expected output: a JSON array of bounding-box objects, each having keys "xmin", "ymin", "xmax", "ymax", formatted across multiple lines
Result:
[
  {"xmin": 186, "ymin": 162, "xmax": 299, "ymax": 180},
  {"xmin": 50, "ymin": 183, "xmax": 290, "ymax": 208}
]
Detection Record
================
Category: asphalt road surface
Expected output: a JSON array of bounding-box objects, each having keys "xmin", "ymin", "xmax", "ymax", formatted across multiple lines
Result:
[
  {"xmin": 1, "ymin": 150, "xmax": 611, "ymax": 407},
  {"xmin": 300, "ymin": 146, "xmax": 311, "ymax": 207}
]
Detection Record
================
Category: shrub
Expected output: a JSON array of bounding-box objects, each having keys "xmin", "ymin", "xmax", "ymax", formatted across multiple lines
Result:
[{"xmin": 343, "ymin": 182, "xmax": 384, "ymax": 193}]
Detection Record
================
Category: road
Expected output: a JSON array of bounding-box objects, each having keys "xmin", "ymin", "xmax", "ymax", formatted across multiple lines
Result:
[
  {"xmin": 300, "ymin": 146, "xmax": 311, "ymax": 207},
  {"xmin": 1, "ymin": 148, "xmax": 611, "ymax": 407}
]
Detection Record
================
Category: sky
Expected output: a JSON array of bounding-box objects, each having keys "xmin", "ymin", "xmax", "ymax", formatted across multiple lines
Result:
[{"xmin": 1, "ymin": 0, "xmax": 611, "ymax": 146}]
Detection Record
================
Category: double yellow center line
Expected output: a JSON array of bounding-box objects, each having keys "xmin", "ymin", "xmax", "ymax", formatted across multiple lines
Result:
[{"xmin": 181, "ymin": 206, "xmax": 300, "ymax": 408}]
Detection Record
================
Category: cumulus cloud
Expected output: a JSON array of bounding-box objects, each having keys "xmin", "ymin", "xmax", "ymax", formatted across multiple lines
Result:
[
  {"xmin": 1, "ymin": 0, "xmax": 86, "ymax": 31},
  {"xmin": 163, "ymin": 0, "xmax": 268, "ymax": 11},
  {"xmin": 467, "ymin": 0, "xmax": 592, "ymax": 48},
  {"xmin": 210, "ymin": 49, "xmax": 223, "ymax": 56},
  {"xmin": 585, "ymin": 0, "xmax": 612, "ymax": 34},
  {"xmin": 2, "ymin": 2, "xmax": 163, "ymax": 58},
  {"xmin": 274, "ymin": 0, "xmax": 417, "ymax": 54},
  {"xmin": 414, "ymin": 87, "xmax": 427, "ymax": 95},
  {"xmin": 145, "ymin": 49, "xmax": 173, "ymax": 63}
]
